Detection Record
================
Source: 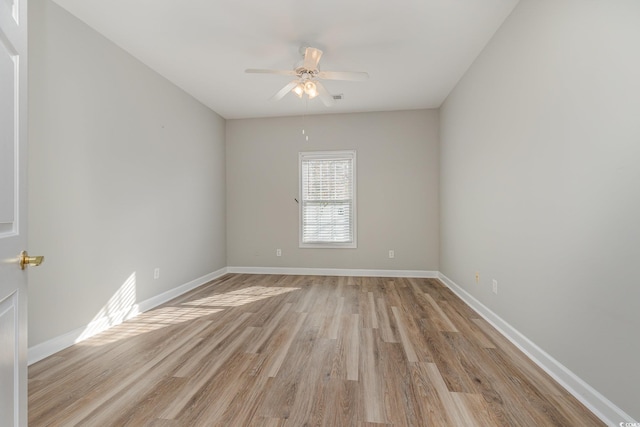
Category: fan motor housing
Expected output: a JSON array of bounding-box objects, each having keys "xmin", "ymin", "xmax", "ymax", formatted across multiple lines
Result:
[{"xmin": 295, "ymin": 67, "xmax": 318, "ymax": 79}]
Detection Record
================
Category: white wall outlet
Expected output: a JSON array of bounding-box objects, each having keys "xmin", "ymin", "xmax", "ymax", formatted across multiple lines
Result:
[
  {"xmin": 388, "ymin": 250, "xmax": 395, "ymax": 259},
  {"xmin": 492, "ymin": 279, "xmax": 498, "ymax": 294},
  {"xmin": 276, "ymin": 248, "xmax": 282, "ymax": 257},
  {"xmin": 154, "ymin": 268, "xmax": 160, "ymax": 279}
]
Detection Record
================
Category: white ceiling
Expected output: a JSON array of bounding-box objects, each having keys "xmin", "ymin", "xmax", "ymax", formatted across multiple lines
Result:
[{"xmin": 50, "ymin": 0, "xmax": 520, "ymax": 119}]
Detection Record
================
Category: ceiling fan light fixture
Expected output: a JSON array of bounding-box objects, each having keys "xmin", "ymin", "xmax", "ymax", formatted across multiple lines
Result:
[
  {"xmin": 292, "ymin": 83, "xmax": 304, "ymax": 98},
  {"xmin": 304, "ymin": 81, "xmax": 318, "ymax": 98}
]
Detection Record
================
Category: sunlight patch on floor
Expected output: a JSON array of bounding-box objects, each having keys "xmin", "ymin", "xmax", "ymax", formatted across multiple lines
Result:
[
  {"xmin": 80, "ymin": 306, "xmax": 224, "ymax": 346},
  {"xmin": 183, "ymin": 286, "xmax": 299, "ymax": 308},
  {"xmin": 77, "ymin": 285, "xmax": 299, "ymax": 346}
]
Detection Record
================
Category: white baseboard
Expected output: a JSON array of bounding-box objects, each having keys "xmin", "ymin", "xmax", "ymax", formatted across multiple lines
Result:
[
  {"xmin": 437, "ymin": 272, "xmax": 635, "ymax": 426},
  {"xmin": 28, "ymin": 267, "xmax": 228, "ymax": 365},
  {"xmin": 227, "ymin": 266, "xmax": 438, "ymax": 278}
]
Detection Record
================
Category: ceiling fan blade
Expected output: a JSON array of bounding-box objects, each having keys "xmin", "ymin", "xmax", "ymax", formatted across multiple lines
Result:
[
  {"xmin": 270, "ymin": 80, "xmax": 299, "ymax": 101},
  {"xmin": 315, "ymin": 81, "xmax": 336, "ymax": 107},
  {"xmin": 245, "ymin": 68, "xmax": 296, "ymax": 76},
  {"xmin": 303, "ymin": 47, "xmax": 323, "ymax": 71},
  {"xmin": 317, "ymin": 70, "xmax": 369, "ymax": 81}
]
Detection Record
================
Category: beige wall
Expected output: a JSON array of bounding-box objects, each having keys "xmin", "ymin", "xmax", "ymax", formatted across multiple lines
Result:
[
  {"xmin": 28, "ymin": 0, "xmax": 227, "ymax": 346},
  {"xmin": 226, "ymin": 110, "xmax": 439, "ymax": 271},
  {"xmin": 440, "ymin": 0, "xmax": 640, "ymax": 419}
]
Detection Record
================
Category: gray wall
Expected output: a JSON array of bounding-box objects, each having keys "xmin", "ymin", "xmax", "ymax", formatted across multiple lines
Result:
[
  {"xmin": 440, "ymin": 0, "xmax": 640, "ymax": 419},
  {"xmin": 28, "ymin": 0, "xmax": 227, "ymax": 346},
  {"xmin": 226, "ymin": 110, "xmax": 439, "ymax": 271}
]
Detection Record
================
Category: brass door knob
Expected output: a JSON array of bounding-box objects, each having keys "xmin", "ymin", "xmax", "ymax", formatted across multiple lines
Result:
[{"xmin": 20, "ymin": 251, "xmax": 44, "ymax": 270}]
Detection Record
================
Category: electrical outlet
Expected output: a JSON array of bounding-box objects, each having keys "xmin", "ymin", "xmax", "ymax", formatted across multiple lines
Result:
[
  {"xmin": 388, "ymin": 250, "xmax": 395, "ymax": 259},
  {"xmin": 475, "ymin": 272, "xmax": 480, "ymax": 283},
  {"xmin": 492, "ymin": 279, "xmax": 498, "ymax": 294},
  {"xmin": 154, "ymin": 268, "xmax": 160, "ymax": 279},
  {"xmin": 276, "ymin": 248, "xmax": 282, "ymax": 257}
]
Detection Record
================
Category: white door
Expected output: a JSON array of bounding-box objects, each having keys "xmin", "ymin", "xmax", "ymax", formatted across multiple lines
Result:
[{"xmin": 0, "ymin": 0, "xmax": 29, "ymax": 425}]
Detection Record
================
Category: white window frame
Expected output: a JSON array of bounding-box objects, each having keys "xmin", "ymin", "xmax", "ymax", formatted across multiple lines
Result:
[{"xmin": 299, "ymin": 150, "xmax": 357, "ymax": 249}]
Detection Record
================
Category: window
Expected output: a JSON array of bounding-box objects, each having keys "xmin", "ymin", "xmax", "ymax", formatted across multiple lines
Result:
[{"xmin": 299, "ymin": 150, "xmax": 356, "ymax": 248}]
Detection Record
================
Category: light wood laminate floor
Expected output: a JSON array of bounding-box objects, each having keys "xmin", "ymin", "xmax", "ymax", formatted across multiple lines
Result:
[{"xmin": 29, "ymin": 274, "xmax": 604, "ymax": 426}]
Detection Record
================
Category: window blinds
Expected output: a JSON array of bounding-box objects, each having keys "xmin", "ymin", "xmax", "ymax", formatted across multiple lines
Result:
[{"xmin": 300, "ymin": 151, "xmax": 356, "ymax": 246}]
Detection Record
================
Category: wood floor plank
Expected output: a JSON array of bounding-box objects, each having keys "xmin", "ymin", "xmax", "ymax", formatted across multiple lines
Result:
[
  {"xmin": 265, "ymin": 311, "xmax": 308, "ymax": 377},
  {"xmin": 375, "ymin": 296, "xmax": 398, "ymax": 343},
  {"xmin": 291, "ymin": 280, "xmax": 319, "ymax": 314},
  {"xmin": 159, "ymin": 325, "xmax": 255, "ymax": 420},
  {"xmin": 423, "ymin": 292, "xmax": 459, "ymax": 332},
  {"xmin": 424, "ymin": 362, "xmax": 480, "ymax": 427},
  {"xmin": 450, "ymin": 392, "xmax": 495, "ymax": 427},
  {"xmin": 360, "ymin": 327, "xmax": 387, "ymax": 424},
  {"xmin": 379, "ymin": 339, "xmax": 422, "ymax": 427},
  {"xmin": 246, "ymin": 303, "xmax": 292, "ymax": 354},
  {"xmin": 179, "ymin": 352, "xmax": 260, "ymax": 425},
  {"xmin": 29, "ymin": 274, "xmax": 605, "ymax": 427},
  {"xmin": 471, "ymin": 317, "xmax": 566, "ymax": 396},
  {"xmin": 250, "ymin": 416, "xmax": 287, "ymax": 427},
  {"xmin": 213, "ymin": 357, "xmax": 271, "ymax": 426},
  {"xmin": 144, "ymin": 419, "xmax": 181, "ymax": 427},
  {"xmin": 437, "ymin": 331, "xmax": 516, "ymax": 426},
  {"xmin": 42, "ymin": 319, "xmax": 212, "ymax": 426},
  {"xmin": 325, "ymin": 296, "xmax": 344, "ymax": 340},
  {"xmin": 438, "ymin": 300, "xmax": 496, "ymax": 349},
  {"xmin": 546, "ymin": 393, "xmax": 608, "ymax": 426},
  {"xmin": 391, "ymin": 306, "xmax": 419, "ymax": 362},
  {"xmin": 255, "ymin": 311, "xmax": 322, "ymax": 420},
  {"xmin": 174, "ymin": 311, "xmax": 252, "ymax": 376},
  {"xmin": 367, "ymin": 291, "xmax": 379, "ymax": 328},
  {"xmin": 280, "ymin": 334, "xmax": 335, "ymax": 426},
  {"xmin": 346, "ymin": 313, "xmax": 360, "ymax": 381},
  {"xmin": 421, "ymin": 328, "xmax": 478, "ymax": 394},
  {"xmin": 410, "ymin": 362, "xmax": 453, "ymax": 427},
  {"xmin": 318, "ymin": 378, "xmax": 359, "ymax": 427},
  {"xmin": 107, "ymin": 376, "xmax": 189, "ymax": 426}
]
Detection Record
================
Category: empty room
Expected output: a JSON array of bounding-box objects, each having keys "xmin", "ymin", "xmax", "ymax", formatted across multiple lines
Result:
[{"xmin": 1, "ymin": 0, "xmax": 638, "ymax": 425}]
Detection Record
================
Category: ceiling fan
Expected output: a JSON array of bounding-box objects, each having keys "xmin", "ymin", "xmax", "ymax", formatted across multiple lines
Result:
[{"xmin": 245, "ymin": 46, "xmax": 369, "ymax": 107}]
